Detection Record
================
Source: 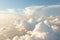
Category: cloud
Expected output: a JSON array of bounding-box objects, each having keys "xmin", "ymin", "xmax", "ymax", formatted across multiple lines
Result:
[
  {"xmin": 0, "ymin": 5, "xmax": 60, "ymax": 40},
  {"xmin": 24, "ymin": 5, "xmax": 60, "ymax": 16},
  {"xmin": 31, "ymin": 22, "xmax": 48, "ymax": 40},
  {"xmin": 0, "ymin": 9, "xmax": 16, "ymax": 14},
  {"xmin": 24, "ymin": 6, "xmax": 45, "ymax": 16}
]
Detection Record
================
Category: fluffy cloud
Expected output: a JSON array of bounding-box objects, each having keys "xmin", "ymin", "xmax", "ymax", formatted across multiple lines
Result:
[
  {"xmin": 24, "ymin": 5, "xmax": 60, "ymax": 16},
  {"xmin": 0, "ymin": 9, "xmax": 16, "ymax": 14},
  {"xmin": 0, "ymin": 5, "xmax": 60, "ymax": 40},
  {"xmin": 24, "ymin": 6, "xmax": 45, "ymax": 16}
]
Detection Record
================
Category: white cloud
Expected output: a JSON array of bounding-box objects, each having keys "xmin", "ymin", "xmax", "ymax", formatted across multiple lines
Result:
[
  {"xmin": 51, "ymin": 25, "xmax": 59, "ymax": 32},
  {"xmin": 31, "ymin": 22, "xmax": 48, "ymax": 40},
  {"xmin": 12, "ymin": 36, "xmax": 19, "ymax": 40},
  {"xmin": 0, "ymin": 9, "xmax": 16, "ymax": 14},
  {"xmin": 0, "ymin": 5, "xmax": 60, "ymax": 40},
  {"xmin": 24, "ymin": 5, "xmax": 60, "ymax": 16},
  {"xmin": 48, "ymin": 5, "xmax": 60, "ymax": 8},
  {"xmin": 7, "ymin": 9, "xmax": 17, "ymax": 14},
  {"xmin": 24, "ymin": 6, "xmax": 45, "ymax": 16}
]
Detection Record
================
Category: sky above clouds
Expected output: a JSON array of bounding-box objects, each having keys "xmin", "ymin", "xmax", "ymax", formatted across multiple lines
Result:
[{"xmin": 0, "ymin": 0, "xmax": 60, "ymax": 9}]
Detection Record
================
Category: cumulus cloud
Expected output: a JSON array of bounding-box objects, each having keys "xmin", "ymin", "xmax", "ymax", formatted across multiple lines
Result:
[
  {"xmin": 24, "ymin": 5, "xmax": 60, "ymax": 16},
  {"xmin": 0, "ymin": 5, "xmax": 60, "ymax": 40},
  {"xmin": 0, "ymin": 9, "xmax": 16, "ymax": 14},
  {"xmin": 24, "ymin": 6, "xmax": 45, "ymax": 16}
]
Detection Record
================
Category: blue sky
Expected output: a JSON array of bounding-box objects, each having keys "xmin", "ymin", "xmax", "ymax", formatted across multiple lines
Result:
[{"xmin": 0, "ymin": 0, "xmax": 60, "ymax": 10}]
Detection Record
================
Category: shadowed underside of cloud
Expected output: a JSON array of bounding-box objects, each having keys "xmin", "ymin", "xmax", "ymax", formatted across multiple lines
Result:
[{"xmin": 0, "ymin": 5, "xmax": 60, "ymax": 40}]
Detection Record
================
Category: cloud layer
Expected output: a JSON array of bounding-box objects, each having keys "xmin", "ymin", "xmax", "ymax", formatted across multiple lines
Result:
[{"xmin": 0, "ymin": 5, "xmax": 60, "ymax": 40}]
